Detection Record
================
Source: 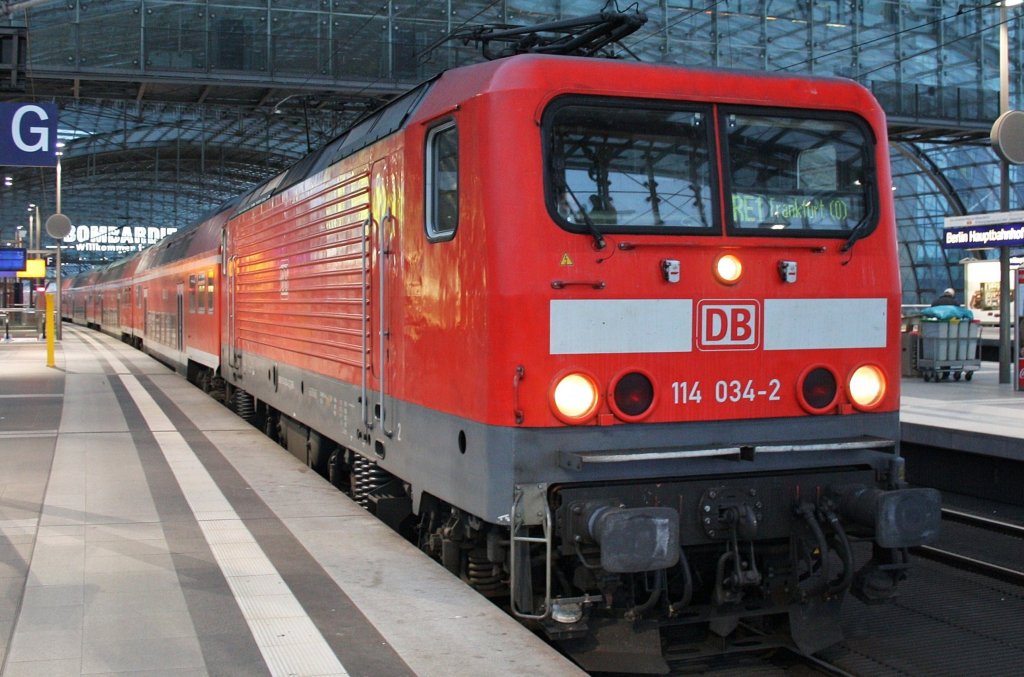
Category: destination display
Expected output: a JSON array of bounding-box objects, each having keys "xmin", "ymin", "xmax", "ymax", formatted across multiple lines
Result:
[
  {"xmin": 0, "ymin": 247, "xmax": 27, "ymax": 273},
  {"xmin": 732, "ymin": 192, "xmax": 861, "ymax": 231}
]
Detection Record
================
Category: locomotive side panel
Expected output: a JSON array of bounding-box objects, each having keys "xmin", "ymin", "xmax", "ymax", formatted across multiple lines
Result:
[
  {"xmin": 222, "ymin": 156, "xmax": 383, "ymax": 461},
  {"xmin": 379, "ymin": 102, "xmax": 510, "ymax": 515},
  {"xmin": 229, "ymin": 162, "xmax": 373, "ymax": 382},
  {"xmin": 221, "ymin": 104, "xmax": 506, "ymax": 516}
]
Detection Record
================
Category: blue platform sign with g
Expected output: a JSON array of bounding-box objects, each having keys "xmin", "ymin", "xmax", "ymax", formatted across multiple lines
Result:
[{"xmin": 0, "ymin": 103, "xmax": 58, "ymax": 167}]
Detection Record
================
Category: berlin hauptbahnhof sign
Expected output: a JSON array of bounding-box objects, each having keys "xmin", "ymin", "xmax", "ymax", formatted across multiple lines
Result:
[
  {"xmin": 0, "ymin": 103, "xmax": 58, "ymax": 168},
  {"xmin": 943, "ymin": 210, "xmax": 1024, "ymax": 249}
]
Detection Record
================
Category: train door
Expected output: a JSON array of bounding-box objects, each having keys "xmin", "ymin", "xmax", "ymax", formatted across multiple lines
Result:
[
  {"xmin": 223, "ymin": 227, "xmax": 240, "ymax": 372},
  {"xmin": 370, "ymin": 156, "xmax": 400, "ymax": 438},
  {"xmin": 142, "ymin": 288, "xmax": 148, "ymax": 338},
  {"xmin": 176, "ymin": 282, "xmax": 184, "ymax": 352},
  {"xmin": 123, "ymin": 286, "xmax": 131, "ymax": 335}
]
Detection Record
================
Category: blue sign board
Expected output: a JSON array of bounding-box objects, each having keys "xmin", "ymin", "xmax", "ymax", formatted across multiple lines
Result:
[
  {"xmin": 0, "ymin": 103, "xmax": 58, "ymax": 168},
  {"xmin": 0, "ymin": 248, "xmax": 26, "ymax": 273},
  {"xmin": 943, "ymin": 223, "xmax": 1024, "ymax": 249},
  {"xmin": 943, "ymin": 210, "xmax": 1024, "ymax": 249}
]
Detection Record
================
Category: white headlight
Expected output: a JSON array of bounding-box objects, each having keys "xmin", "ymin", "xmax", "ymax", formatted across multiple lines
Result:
[
  {"xmin": 849, "ymin": 365, "xmax": 886, "ymax": 409},
  {"xmin": 552, "ymin": 373, "xmax": 600, "ymax": 423},
  {"xmin": 715, "ymin": 253, "xmax": 743, "ymax": 284}
]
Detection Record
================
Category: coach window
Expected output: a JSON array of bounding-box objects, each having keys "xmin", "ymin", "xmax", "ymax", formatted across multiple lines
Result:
[
  {"xmin": 544, "ymin": 99, "xmax": 715, "ymax": 235},
  {"xmin": 425, "ymin": 120, "xmax": 458, "ymax": 241},
  {"xmin": 206, "ymin": 271, "xmax": 215, "ymax": 313},
  {"xmin": 189, "ymin": 275, "xmax": 197, "ymax": 313},
  {"xmin": 197, "ymin": 274, "xmax": 207, "ymax": 314},
  {"xmin": 723, "ymin": 111, "xmax": 874, "ymax": 237}
]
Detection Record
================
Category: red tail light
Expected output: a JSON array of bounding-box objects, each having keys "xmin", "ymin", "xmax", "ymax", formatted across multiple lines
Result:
[
  {"xmin": 799, "ymin": 366, "xmax": 838, "ymax": 413},
  {"xmin": 610, "ymin": 371, "xmax": 656, "ymax": 421}
]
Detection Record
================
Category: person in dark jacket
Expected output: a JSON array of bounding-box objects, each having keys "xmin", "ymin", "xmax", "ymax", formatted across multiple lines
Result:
[{"xmin": 931, "ymin": 288, "xmax": 957, "ymax": 306}]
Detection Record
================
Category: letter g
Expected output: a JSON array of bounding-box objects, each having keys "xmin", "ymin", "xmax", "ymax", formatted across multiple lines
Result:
[{"xmin": 12, "ymin": 105, "xmax": 49, "ymax": 153}]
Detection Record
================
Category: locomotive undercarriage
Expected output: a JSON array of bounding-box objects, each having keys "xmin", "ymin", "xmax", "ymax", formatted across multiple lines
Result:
[
  {"xmin": 191, "ymin": 362, "xmax": 939, "ymax": 674},
  {"xmin": 531, "ymin": 469, "xmax": 933, "ymax": 673},
  {"xmin": 340, "ymin": 460, "xmax": 935, "ymax": 674}
]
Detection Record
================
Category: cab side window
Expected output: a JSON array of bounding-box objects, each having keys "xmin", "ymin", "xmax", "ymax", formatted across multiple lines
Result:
[{"xmin": 425, "ymin": 120, "xmax": 458, "ymax": 241}]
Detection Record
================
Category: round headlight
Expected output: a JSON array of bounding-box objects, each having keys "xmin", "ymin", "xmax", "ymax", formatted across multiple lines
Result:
[
  {"xmin": 848, "ymin": 364, "xmax": 886, "ymax": 409},
  {"xmin": 799, "ymin": 366, "xmax": 838, "ymax": 413},
  {"xmin": 714, "ymin": 253, "xmax": 743, "ymax": 284},
  {"xmin": 551, "ymin": 372, "xmax": 600, "ymax": 424}
]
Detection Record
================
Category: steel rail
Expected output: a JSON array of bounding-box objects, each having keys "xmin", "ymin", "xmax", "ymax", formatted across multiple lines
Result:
[
  {"xmin": 912, "ymin": 507, "xmax": 1024, "ymax": 587},
  {"xmin": 913, "ymin": 545, "xmax": 1024, "ymax": 587},
  {"xmin": 940, "ymin": 507, "xmax": 1024, "ymax": 539},
  {"xmin": 782, "ymin": 648, "xmax": 861, "ymax": 677}
]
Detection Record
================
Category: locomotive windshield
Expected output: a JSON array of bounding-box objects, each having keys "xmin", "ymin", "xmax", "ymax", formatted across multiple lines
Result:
[
  {"xmin": 545, "ymin": 100, "xmax": 716, "ymax": 234},
  {"xmin": 544, "ymin": 98, "xmax": 875, "ymax": 239},
  {"xmin": 724, "ymin": 112, "xmax": 873, "ymax": 235}
]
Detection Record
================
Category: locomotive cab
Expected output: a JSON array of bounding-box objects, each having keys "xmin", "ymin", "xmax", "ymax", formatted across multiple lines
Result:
[{"xmin": 451, "ymin": 56, "xmax": 944, "ymax": 670}]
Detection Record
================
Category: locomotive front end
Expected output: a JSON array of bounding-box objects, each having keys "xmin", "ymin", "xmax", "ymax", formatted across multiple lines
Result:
[{"xmin": 488, "ymin": 60, "xmax": 941, "ymax": 671}]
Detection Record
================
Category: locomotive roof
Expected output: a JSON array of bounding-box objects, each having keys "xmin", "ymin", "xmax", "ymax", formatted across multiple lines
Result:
[
  {"xmin": 420, "ymin": 53, "xmax": 882, "ymax": 118},
  {"xmin": 205, "ymin": 54, "xmax": 885, "ymax": 221},
  {"xmin": 231, "ymin": 80, "xmax": 436, "ymax": 218},
  {"xmin": 226, "ymin": 54, "xmax": 881, "ymax": 220},
  {"xmin": 67, "ymin": 53, "xmax": 883, "ymax": 287}
]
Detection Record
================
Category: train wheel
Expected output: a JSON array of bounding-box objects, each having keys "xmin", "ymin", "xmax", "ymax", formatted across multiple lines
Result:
[
  {"xmin": 953, "ymin": 371, "xmax": 961, "ymax": 381},
  {"xmin": 965, "ymin": 371, "xmax": 974, "ymax": 381}
]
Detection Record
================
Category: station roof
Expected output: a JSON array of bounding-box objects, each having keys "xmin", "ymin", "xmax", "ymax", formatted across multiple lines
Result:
[{"xmin": 0, "ymin": 0, "xmax": 1019, "ymax": 295}]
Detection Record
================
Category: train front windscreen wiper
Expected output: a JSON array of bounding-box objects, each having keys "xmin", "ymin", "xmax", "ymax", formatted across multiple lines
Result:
[{"xmin": 562, "ymin": 183, "xmax": 607, "ymax": 250}]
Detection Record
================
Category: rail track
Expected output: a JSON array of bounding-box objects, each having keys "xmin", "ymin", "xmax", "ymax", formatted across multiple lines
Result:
[
  {"xmin": 658, "ymin": 643, "xmax": 858, "ymax": 676},
  {"xmin": 660, "ymin": 505, "xmax": 1024, "ymax": 676},
  {"xmin": 912, "ymin": 507, "xmax": 1024, "ymax": 586}
]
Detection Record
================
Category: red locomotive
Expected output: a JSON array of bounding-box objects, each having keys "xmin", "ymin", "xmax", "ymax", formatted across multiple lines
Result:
[{"xmin": 66, "ymin": 49, "xmax": 940, "ymax": 671}]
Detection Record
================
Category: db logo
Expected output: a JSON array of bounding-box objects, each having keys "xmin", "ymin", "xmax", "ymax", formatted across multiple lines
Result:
[{"xmin": 697, "ymin": 300, "xmax": 760, "ymax": 351}]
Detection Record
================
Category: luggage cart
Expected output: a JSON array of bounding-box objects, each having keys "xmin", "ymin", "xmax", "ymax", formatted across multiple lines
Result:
[{"xmin": 916, "ymin": 318, "xmax": 981, "ymax": 381}]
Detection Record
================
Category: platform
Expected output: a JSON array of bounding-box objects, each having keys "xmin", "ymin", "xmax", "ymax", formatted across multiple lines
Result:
[
  {"xmin": 0, "ymin": 327, "xmax": 583, "ymax": 676},
  {"xmin": 901, "ymin": 360, "xmax": 1024, "ymax": 460}
]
